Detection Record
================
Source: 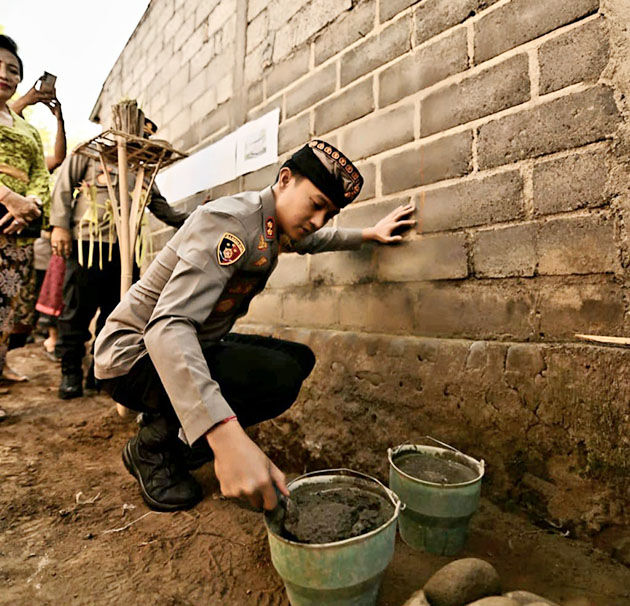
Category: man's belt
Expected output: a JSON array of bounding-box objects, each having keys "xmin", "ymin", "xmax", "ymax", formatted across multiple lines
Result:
[{"xmin": 0, "ymin": 163, "xmax": 29, "ymax": 183}]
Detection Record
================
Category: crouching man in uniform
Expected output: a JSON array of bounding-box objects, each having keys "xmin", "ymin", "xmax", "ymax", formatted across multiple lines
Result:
[{"xmin": 94, "ymin": 140, "xmax": 415, "ymax": 512}]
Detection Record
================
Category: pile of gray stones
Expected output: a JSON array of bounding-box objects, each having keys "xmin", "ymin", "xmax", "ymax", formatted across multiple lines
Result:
[{"xmin": 403, "ymin": 558, "xmax": 560, "ymax": 606}]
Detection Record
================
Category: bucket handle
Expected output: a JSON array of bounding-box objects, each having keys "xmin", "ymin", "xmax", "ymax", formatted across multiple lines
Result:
[
  {"xmin": 419, "ymin": 435, "xmax": 465, "ymax": 457},
  {"xmin": 295, "ymin": 468, "xmax": 404, "ymax": 513},
  {"xmin": 390, "ymin": 437, "xmax": 485, "ymax": 475},
  {"xmin": 392, "ymin": 435, "xmax": 465, "ymax": 456}
]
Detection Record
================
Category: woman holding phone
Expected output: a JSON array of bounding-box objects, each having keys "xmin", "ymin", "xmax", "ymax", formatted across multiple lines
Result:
[
  {"xmin": 0, "ymin": 34, "xmax": 49, "ymax": 415},
  {"xmin": 10, "ymin": 68, "xmax": 67, "ymax": 365}
]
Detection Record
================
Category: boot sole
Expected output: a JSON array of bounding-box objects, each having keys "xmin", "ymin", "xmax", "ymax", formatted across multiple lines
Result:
[
  {"xmin": 122, "ymin": 441, "xmax": 202, "ymax": 512},
  {"xmin": 58, "ymin": 389, "xmax": 83, "ymax": 400}
]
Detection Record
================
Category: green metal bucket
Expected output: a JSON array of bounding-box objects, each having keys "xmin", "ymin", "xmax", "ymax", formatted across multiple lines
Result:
[
  {"xmin": 264, "ymin": 469, "xmax": 402, "ymax": 606},
  {"xmin": 388, "ymin": 438, "xmax": 484, "ymax": 556}
]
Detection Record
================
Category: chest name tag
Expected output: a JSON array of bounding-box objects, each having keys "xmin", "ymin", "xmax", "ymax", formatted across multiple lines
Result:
[{"xmin": 217, "ymin": 233, "xmax": 246, "ymax": 266}]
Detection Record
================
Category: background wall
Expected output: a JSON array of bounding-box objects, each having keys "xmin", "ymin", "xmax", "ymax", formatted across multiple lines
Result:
[{"xmin": 92, "ymin": 0, "xmax": 630, "ymax": 547}]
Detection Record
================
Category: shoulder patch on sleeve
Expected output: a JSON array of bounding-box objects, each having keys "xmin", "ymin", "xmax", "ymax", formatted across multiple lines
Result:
[{"xmin": 217, "ymin": 232, "xmax": 246, "ymax": 266}]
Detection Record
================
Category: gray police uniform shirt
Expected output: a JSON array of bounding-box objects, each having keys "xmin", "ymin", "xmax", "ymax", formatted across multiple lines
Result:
[
  {"xmin": 94, "ymin": 186, "xmax": 363, "ymax": 445},
  {"xmin": 50, "ymin": 154, "xmax": 187, "ymax": 240}
]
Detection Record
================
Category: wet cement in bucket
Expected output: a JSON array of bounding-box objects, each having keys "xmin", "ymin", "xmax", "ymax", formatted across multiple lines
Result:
[
  {"xmin": 394, "ymin": 452, "xmax": 478, "ymax": 484},
  {"xmin": 279, "ymin": 486, "xmax": 394, "ymax": 544}
]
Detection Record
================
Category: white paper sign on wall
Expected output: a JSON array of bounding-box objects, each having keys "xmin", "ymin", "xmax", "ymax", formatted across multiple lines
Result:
[{"xmin": 156, "ymin": 108, "xmax": 279, "ymax": 202}]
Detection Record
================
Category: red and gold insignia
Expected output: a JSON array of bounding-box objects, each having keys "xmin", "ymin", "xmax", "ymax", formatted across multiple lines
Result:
[
  {"xmin": 228, "ymin": 282, "xmax": 255, "ymax": 295},
  {"xmin": 214, "ymin": 298, "xmax": 236, "ymax": 313},
  {"xmin": 217, "ymin": 233, "xmax": 245, "ymax": 266},
  {"xmin": 253, "ymin": 256, "xmax": 268, "ymax": 267},
  {"xmin": 257, "ymin": 234, "xmax": 268, "ymax": 250},
  {"xmin": 265, "ymin": 216, "xmax": 275, "ymax": 239}
]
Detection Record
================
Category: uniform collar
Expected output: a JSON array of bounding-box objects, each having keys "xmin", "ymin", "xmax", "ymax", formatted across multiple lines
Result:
[{"xmin": 260, "ymin": 186, "xmax": 277, "ymax": 242}]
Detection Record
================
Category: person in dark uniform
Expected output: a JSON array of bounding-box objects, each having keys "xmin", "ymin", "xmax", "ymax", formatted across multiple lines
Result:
[
  {"xmin": 49, "ymin": 150, "xmax": 188, "ymax": 399},
  {"xmin": 94, "ymin": 140, "xmax": 415, "ymax": 512}
]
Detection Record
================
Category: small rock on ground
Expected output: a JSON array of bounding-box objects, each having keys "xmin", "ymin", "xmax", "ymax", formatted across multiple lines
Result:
[
  {"xmin": 466, "ymin": 598, "xmax": 519, "ymax": 606},
  {"xmin": 504, "ymin": 591, "xmax": 559, "ymax": 605},
  {"xmin": 402, "ymin": 589, "xmax": 431, "ymax": 606},
  {"xmin": 423, "ymin": 558, "xmax": 501, "ymax": 606}
]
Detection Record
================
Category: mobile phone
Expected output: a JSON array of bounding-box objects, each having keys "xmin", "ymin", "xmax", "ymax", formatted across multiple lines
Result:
[{"xmin": 37, "ymin": 72, "xmax": 57, "ymax": 94}]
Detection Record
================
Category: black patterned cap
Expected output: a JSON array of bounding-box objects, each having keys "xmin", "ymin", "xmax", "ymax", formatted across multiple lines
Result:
[{"xmin": 284, "ymin": 140, "xmax": 363, "ymax": 208}]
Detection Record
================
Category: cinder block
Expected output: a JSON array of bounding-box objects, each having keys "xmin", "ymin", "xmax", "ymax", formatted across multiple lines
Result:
[
  {"xmin": 247, "ymin": 0, "xmax": 266, "ymax": 22},
  {"xmin": 478, "ymin": 86, "xmax": 619, "ymax": 169},
  {"xmin": 539, "ymin": 18, "xmax": 609, "ymax": 95},
  {"xmin": 244, "ymin": 42, "xmax": 270, "ymax": 85},
  {"xmin": 266, "ymin": 253, "xmax": 309, "ymax": 289},
  {"xmin": 309, "ymin": 247, "xmax": 375, "ymax": 285},
  {"xmin": 341, "ymin": 104, "xmax": 415, "ymax": 160},
  {"xmin": 170, "ymin": 107, "xmax": 192, "ymax": 142},
  {"xmin": 420, "ymin": 170, "xmax": 524, "ymax": 232},
  {"xmin": 208, "ymin": 0, "xmax": 237, "ymax": 32},
  {"xmin": 415, "ymin": 281, "xmax": 535, "ymax": 340},
  {"xmin": 355, "ymin": 162, "xmax": 376, "ymax": 202},
  {"xmin": 243, "ymin": 291, "xmax": 284, "ymax": 325},
  {"xmin": 246, "ymin": 9, "xmax": 268, "ymax": 54},
  {"xmin": 381, "ymin": 131, "xmax": 473, "ymax": 194},
  {"xmin": 247, "ymin": 81, "xmax": 263, "ymax": 111},
  {"xmin": 172, "ymin": 14, "xmax": 195, "ymax": 52},
  {"xmin": 377, "ymin": 233, "xmax": 468, "ymax": 282},
  {"xmin": 283, "ymin": 287, "xmax": 340, "ymax": 327},
  {"xmin": 163, "ymin": 8, "xmax": 185, "ymax": 45},
  {"xmin": 337, "ymin": 197, "xmax": 412, "ymax": 229},
  {"xmin": 314, "ymin": 78, "xmax": 375, "ymax": 135},
  {"xmin": 474, "ymin": 0, "xmax": 599, "ymax": 64},
  {"xmin": 185, "ymin": 68, "xmax": 208, "ymax": 105},
  {"xmin": 268, "ymin": 0, "xmax": 313, "ymax": 32},
  {"xmin": 380, "ymin": 0, "xmax": 418, "ymax": 23},
  {"xmin": 168, "ymin": 61, "xmax": 190, "ymax": 98},
  {"xmin": 314, "ymin": 0, "xmax": 376, "ymax": 65},
  {"xmin": 340, "ymin": 14, "xmax": 412, "ymax": 87},
  {"xmin": 265, "ymin": 46, "xmax": 310, "ymax": 97},
  {"xmin": 379, "ymin": 27, "xmax": 468, "ymax": 108},
  {"xmin": 273, "ymin": 0, "xmax": 352, "ymax": 62},
  {"xmin": 414, "ymin": 0, "xmax": 501, "ymax": 46},
  {"xmin": 538, "ymin": 278, "xmax": 624, "ymax": 338},
  {"xmin": 279, "ymin": 113, "xmax": 311, "ymax": 154},
  {"xmin": 196, "ymin": 0, "xmax": 218, "ymax": 28},
  {"xmin": 242, "ymin": 163, "xmax": 279, "ymax": 191},
  {"xmin": 197, "ymin": 101, "xmax": 232, "ymax": 141},
  {"xmin": 216, "ymin": 72, "xmax": 233, "ymax": 105},
  {"xmin": 473, "ymin": 223, "xmax": 537, "ymax": 278},
  {"xmin": 340, "ymin": 283, "xmax": 414, "ymax": 333},
  {"xmin": 537, "ymin": 213, "xmax": 619, "ymax": 275},
  {"xmin": 209, "ymin": 177, "xmax": 241, "ymax": 199},
  {"xmin": 286, "ymin": 64, "xmax": 337, "ymax": 118},
  {"xmin": 190, "ymin": 38, "xmax": 216, "ymax": 78},
  {"xmin": 533, "ymin": 149, "xmax": 610, "ymax": 216},
  {"xmin": 247, "ymin": 97, "xmax": 282, "ymax": 122},
  {"xmin": 421, "ymin": 54, "xmax": 530, "ymax": 136}
]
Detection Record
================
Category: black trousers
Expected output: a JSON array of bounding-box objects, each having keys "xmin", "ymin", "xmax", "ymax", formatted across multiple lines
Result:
[
  {"xmin": 56, "ymin": 242, "xmax": 123, "ymax": 364},
  {"xmin": 102, "ymin": 333, "xmax": 315, "ymax": 441}
]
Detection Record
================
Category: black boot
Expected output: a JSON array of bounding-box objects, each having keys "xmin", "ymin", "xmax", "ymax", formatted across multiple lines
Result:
[
  {"xmin": 136, "ymin": 413, "xmax": 213, "ymax": 470},
  {"xmin": 59, "ymin": 355, "xmax": 83, "ymax": 400},
  {"xmin": 122, "ymin": 416, "xmax": 202, "ymax": 512},
  {"xmin": 179, "ymin": 438, "xmax": 214, "ymax": 471},
  {"xmin": 84, "ymin": 359, "xmax": 101, "ymax": 395}
]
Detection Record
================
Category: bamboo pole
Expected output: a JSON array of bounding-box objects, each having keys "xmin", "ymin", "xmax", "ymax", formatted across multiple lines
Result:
[
  {"xmin": 97, "ymin": 152, "xmax": 121, "ymax": 234},
  {"xmin": 117, "ymin": 136, "xmax": 132, "ymax": 297}
]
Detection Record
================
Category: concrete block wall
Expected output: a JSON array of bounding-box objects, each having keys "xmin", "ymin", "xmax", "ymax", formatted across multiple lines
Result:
[{"xmin": 93, "ymin": 0, "xmax": 630, "ymax": 541}]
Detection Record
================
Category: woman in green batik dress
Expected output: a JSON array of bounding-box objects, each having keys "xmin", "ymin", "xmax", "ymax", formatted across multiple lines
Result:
[{"xmin": 0, "ymin": 35, "xmax": 49, "ymax": 415}]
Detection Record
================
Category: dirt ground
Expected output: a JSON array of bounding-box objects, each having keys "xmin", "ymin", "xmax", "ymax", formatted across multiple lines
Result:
[{"xmin": 1, "ymin": 342, "xmax": 629, "ymax": 606}]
